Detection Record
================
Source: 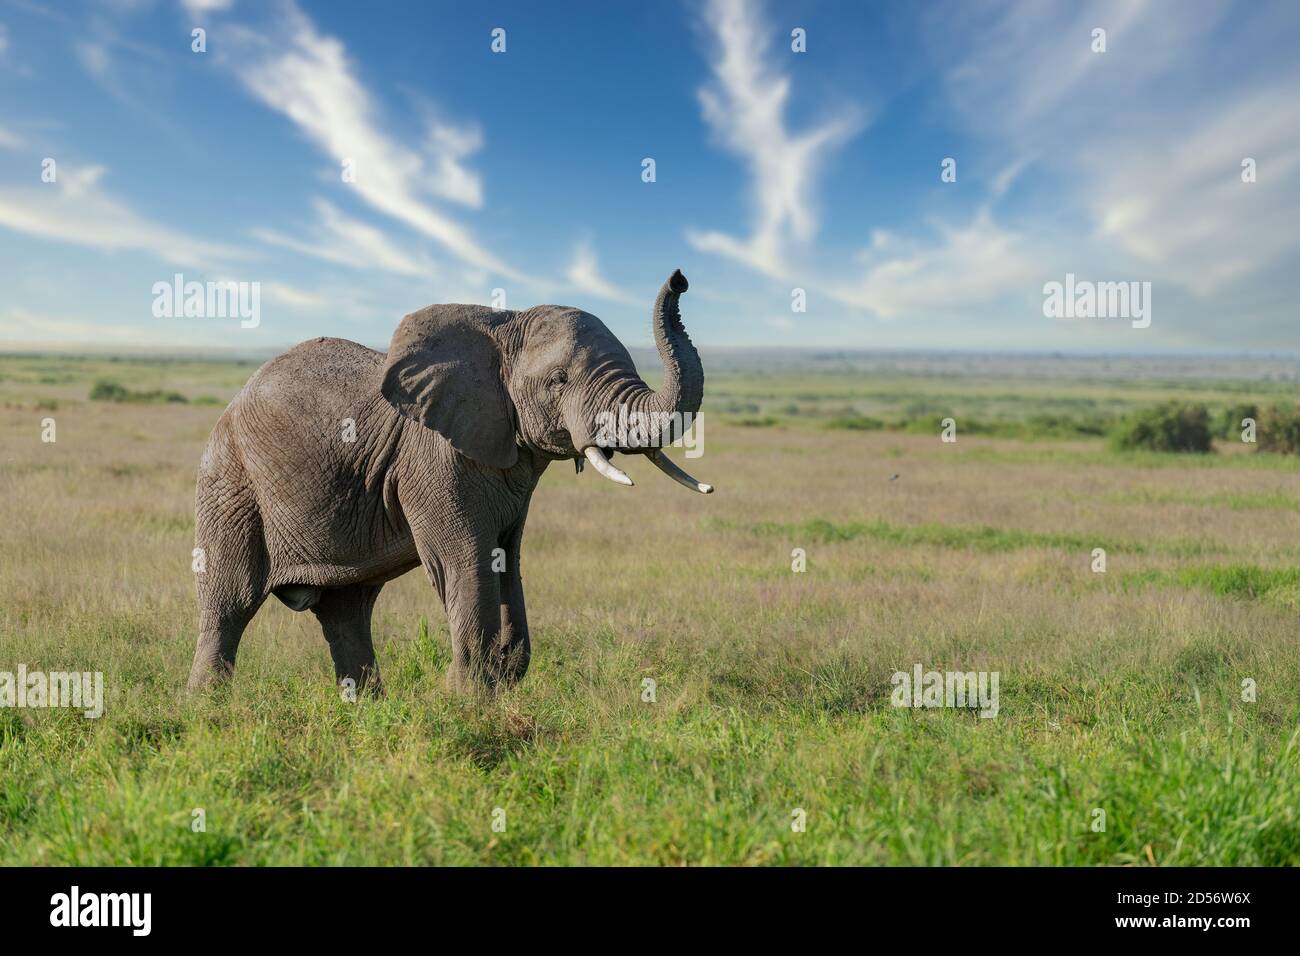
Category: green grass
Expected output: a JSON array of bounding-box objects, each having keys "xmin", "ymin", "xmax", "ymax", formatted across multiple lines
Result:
[
  {"xmin": 3, "ymin": 351, "xmax": 1300, "ymax": 865},
  {"xmin": 2, "ymin": 624, "xmax": 1296, "ymax": 865},
  {"xmin": 1124, "ymin": 565, "xmax": 1300, "ymax": 607},
  {"xmin": 1108, "ymin": 490, "xmax": 1300, "ymax": 513},
  {"xmin": 711, "ymin": 515, "xmax": 1235, "ymax": 558}
]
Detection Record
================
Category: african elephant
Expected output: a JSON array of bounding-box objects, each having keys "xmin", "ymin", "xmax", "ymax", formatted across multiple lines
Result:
[{"xmin": 187, "ymin": 270, "xmax": 710, "ymax": 693}]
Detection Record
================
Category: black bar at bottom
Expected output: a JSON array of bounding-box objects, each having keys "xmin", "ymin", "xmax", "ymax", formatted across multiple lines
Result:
[{"xmin": 0, "ymin": 865, "xmax": 1284, "ymax": 941}]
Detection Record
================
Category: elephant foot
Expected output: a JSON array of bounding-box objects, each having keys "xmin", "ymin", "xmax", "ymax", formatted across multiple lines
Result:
[
  {"xmin": 446, "ymin": 647, "xmax": 529, "ymax": 694},
  {"xmin": 185, "ymin": 656, "xmax": 234, "ymax": 692}
]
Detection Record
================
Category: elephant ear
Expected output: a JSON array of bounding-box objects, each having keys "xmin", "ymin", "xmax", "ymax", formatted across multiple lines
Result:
[{"xmin": 380, "ymin": 305, "xmax": 519, "ymax": 470}]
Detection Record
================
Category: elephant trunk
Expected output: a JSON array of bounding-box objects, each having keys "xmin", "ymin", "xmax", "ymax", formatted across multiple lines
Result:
[
  {"xmin": 582, "ymin": 270, "xmax": 711, "ymax": 493},
  {"xmin": 623, "ymin": 269, "xmax": 703, "ymax": 448}
]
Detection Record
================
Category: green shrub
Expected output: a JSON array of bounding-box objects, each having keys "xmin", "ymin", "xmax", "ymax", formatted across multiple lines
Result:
[
  {"xmin": 1111, "ymin": 402, "xmax": 1212, "ymax": 453},
  {"xmin": 89, "ymin": 380, "xmax": 130, "ymax": 402},
  {"xmin": 90, "ymin": 379, "xmax": 188, "ymax": 404},
  {"xmin": 824, "ymin": 415, "xmax": 886, "ymax": 431},
  {"xmin": 1257, "ymin": 404, "xmax": 1300, "ymax": 455},
  {"xmin": 1215, "ymin": 403, "xmax": 1258, "ymax": 440},
  {"xmin": 1018, "ymin": 414, "xmax": 1112, "ymax": 439}
]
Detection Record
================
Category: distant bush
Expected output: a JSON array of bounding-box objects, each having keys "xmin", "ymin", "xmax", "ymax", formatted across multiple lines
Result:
[
  {"xmin": 730, "ymin": 416, "xmax": 780, "ymax": 428},
  {"xmin": 90, "ymin": 379, "xmax": 187, "ymax": 404},
  {"xmin": 1256, "ymin": 404, "xmax": 1300, "ymax": 455},
  {"xmin": 716, "ymin": 401, "xmax": 762, "ymax": 415},
  {"xmin": 824, "ymin": 415, "xmax": 886, "ymax": 431},
  {"xmin": 823, "ymin": 412, "xmax": 1114, "ymax": 441},
  {"xmin": 1015, "ymin": 414, "xmax": 1112, "ymax": 439},
  {"xmin": 1111, "ymin": 402, "xmax": 1212, "ymax": 453},
  {"xmin": 899, "ymin": 415, "xmax": 958, "ymax": 435},
  {"xmin": 1215, "ymin": 403, "xmax": 1258, "ymax": 440},
  {"xmin": 89, "ymin": 380, "xmax": 129, "ymax": 402}
]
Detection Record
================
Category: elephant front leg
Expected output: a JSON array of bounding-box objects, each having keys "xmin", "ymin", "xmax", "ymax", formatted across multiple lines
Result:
[
  {"xmin": 441, "ymin": 556, "xmax": 510, "ymax": 692},
  {"xmin": 496, "ymin": 520, "xmax": 531, "ymax": 686}
]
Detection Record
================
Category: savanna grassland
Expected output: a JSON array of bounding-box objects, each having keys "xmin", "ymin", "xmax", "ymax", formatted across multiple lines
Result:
[{"xmin": 1, "ymin": 350, "xmax": 1299, "ymax": 865}]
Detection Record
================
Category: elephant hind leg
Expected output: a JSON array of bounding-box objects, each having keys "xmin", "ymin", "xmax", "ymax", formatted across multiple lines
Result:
[
  {"xmin": 187, "ymin": 605, "xmax": 261, "ymax": 690},
  {"xmin": 188, "ymin": 447, "xmax": 270, "ymax": 690},
  {"xmin": 311, "ymin": 584, "xmax": 384, "ymax": 695}
]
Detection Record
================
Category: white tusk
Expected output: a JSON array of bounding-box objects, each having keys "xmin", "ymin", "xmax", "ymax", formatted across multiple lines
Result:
[
  {"xmin": 584, "ymin": 446, "xmax": 634, "ymax": 486},
  {"xmin": 646, "ymin": 449, "xmax": 713, "ymax": 494}
]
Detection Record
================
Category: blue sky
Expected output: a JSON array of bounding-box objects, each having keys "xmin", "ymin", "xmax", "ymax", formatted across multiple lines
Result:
[{"xmin": 1, "ymin": 0, "xmax": 1298, "ymax": 353}]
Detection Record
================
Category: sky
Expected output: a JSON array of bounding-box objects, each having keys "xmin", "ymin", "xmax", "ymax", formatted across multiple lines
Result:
[{"xmin": 0, "ymin": 0, "xmax": 1298, "ymax": 354}]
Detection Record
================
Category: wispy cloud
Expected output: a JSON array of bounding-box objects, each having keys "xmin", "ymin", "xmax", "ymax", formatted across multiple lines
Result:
[
  {"xmin": 68, "ymin": 16, "xmax": 169, "ymax": 113},
  {"xmin": 686, "ymin": 0, "xmax": 863, "ymax": 279},
  {"xmin": 181, "ymin": 0, "xmax": 234, "ymax": 16},
  {"xmin": 261, "ymin": 281, "xmax": 329, "ymax": 310},
  {"xmin": 830, "ymin": 210, "xmax": 1038, "ymax": 319},
  {"xmin": 422, "ymin": 117, "xmax": 484, "ymax": 210},
  {"xmin": 963, "ymin": 0, "xmax": 1298, "ymax": 294},
  {"xmin": 74, "ymin": 40, "xmax": 110, "ymax": 80},
  {"xmin": 1081, "ymin": 82, "xmax": 1300, "ymax": 297},
  {"xmin": 221, "ymin": 1, "xmax": 517, "ymax": 278},
  {"xmin": 0, "ymin": 306, "xmax": 243, "ymax": 348},
  {"xmin": 840, "ymin": 0, "xmax": 1300, "ymax": 332},
  {"xmin": 0, "ymin": 162, "xmax": 247, "ymax": 269},
  {"xmin": 251, "ymin": 198, "xmax": 438, "ymax": 278},
  {"xmin": 564, "ymin": 239, "xmax": 636, "ymax": 304}
]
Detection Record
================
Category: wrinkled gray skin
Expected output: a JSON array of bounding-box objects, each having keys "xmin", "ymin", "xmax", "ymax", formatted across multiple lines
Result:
[{"xmin": 187, "ymin": 270, "xmax": 705, "ymax": 694}]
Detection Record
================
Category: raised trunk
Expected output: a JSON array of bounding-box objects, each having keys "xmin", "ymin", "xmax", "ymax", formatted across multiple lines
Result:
[{"xmin": 624, "ymin": 269, "xmax": 703, "ymax": 447}]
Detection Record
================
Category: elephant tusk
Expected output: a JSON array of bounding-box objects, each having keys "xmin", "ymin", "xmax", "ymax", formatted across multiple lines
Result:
[
  {"xmin": 646, "ymin": 449, "xmax": 713, "ymax": 494},
  {"xmin": 583, "ymin": 446, "xmax": 633, "ymax": 486}
]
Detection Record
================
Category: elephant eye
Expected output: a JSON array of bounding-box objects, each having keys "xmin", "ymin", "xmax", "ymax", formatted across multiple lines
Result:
[{"xmin": 547, "ymin": 368, "xmax": 568, "ymax": 390}]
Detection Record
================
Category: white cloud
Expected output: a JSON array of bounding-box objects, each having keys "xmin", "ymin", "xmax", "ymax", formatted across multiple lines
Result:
[
  {"xmin": 0, "ymin": 306, "xmax": 239, "ymax": 348},
  {"xmin": 252, "ymin": 198, "xmax": 437, "ymax": 278},
  {"xmin": 835, "ymin": 0, "xmax": 1300, "ymax": 339},
  {"xmin": 990, "ymin": 157, "xmax": 1032, "ymax": 199},
  {"xmin": 70, "ymin": 24, "xmax": 171, "ymax": 114},
  {"xmin": 181, "ymin": 0, "xmax": 234, "ymax": 16},
  {"xmin": 1082, "ymin": 83, "xmax": 1300, "ymax": 297},
  {"xmin": 261, "ymin": 281, "xmax": 327, "ymax": 310},
  {"xmin": 0, "ymin": 163, "xmax": 247, "ymax": 269},
  {"xmin": 564, "ymin": 239, "xmax": 636, "ymax": 304},
  {"xmin": 938, "ymin": 1, "xmax": 1300, "ymax": 295},
  {"xmin": 686, "ymin": 0, "xmax": 862, "ymax": 278},
  {"xmin": 831, "ymin": 210, "xmax": 1038, "ymax": 319},
  {"xmin": 58, "ymin": 163, "xmax": 106, "ymax": 199},
  {"xmin": 224, "ymin": 2, "xmax": 515, "ymax": 278},
  {"xmin": 934, "ymin": 0, "xmax": 1156, "ymax": 135},
  {"xmin": 424, "ymin": 120, "xmax": 484, "ymax": 209},
  {"xmin": 0, "ymin": 126, "xmax": 23, "ymax": 150},
  {"xmin": 74, "ymin": 40, "xmax": 111, "ymax": 80}
]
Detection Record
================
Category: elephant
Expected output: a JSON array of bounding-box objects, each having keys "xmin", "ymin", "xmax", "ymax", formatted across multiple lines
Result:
[{"xmin": 186, "ymin": 269, "xmax": 710, "ymax": 694}]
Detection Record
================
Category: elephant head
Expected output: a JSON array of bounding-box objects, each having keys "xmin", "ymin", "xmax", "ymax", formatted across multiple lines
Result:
[{"xmin": 380, "ymin": 270, "xmax": 711, "ymax": 492}]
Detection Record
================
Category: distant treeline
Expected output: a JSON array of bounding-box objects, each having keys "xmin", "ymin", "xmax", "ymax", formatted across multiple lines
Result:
[
  {"xmin": 89, "ymin": 379, "xmax": 223, "ymax": 406},
  {"xmin": 800, "ymin": 403, "xmax": 1300, "ymax": 453}
]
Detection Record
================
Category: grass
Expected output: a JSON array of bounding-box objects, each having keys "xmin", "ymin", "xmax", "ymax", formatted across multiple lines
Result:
[
  {"xmin": 1124, "ymin": 565, "xmax": 1300, "ymax": 607},
  {"xmin": 1, "ymin": 352, "xmax": 1299, "ymax": 865}
]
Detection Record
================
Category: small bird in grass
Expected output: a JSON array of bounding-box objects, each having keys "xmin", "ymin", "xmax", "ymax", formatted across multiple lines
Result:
[{"xmin": 889, "ymin": 473, "xmax": 899, "ymax": 481}]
